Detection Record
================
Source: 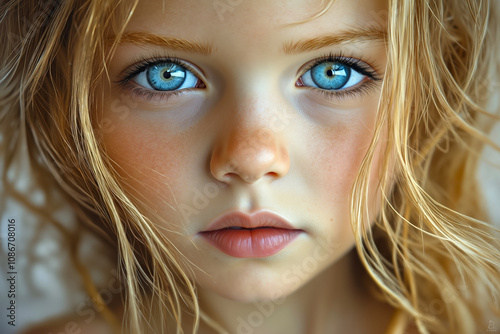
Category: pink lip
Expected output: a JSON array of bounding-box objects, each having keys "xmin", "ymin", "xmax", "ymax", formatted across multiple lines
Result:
[{"xmin": 199, "ymin": 211, "xmax": 303, "ymax": 258}]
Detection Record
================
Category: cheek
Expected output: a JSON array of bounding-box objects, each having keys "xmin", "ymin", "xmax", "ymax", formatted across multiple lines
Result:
[
  {"xmin": 300, "ymin": 101, "xmax": 386, "ymax": 229},
  {"xmin": 296, "ymin": 91, "xmax": 381, "ymax": 204},
  {"xmin": 100, "ymin": 117, "xmax": 191, "ymax": 212},
  {"xmin": 307, "ymin": 118, "xmax": 375, "ymax": 201}
]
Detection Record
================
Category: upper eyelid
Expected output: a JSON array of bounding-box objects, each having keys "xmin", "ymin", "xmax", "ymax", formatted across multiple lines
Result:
[
  {"xmin": 297, "ymin": 55, "xmax": 380, "ymax": 81},
  {"xmin": 118, "ymin": 57, "xmax": 206, "ymax": 85}
]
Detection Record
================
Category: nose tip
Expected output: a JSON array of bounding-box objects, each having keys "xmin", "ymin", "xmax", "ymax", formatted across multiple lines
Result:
[{"xmin": 210, "ymin": 128, "xmax": 290, "ymax": 184}]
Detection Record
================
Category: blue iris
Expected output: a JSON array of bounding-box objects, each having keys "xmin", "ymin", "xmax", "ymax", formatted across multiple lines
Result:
[
  {"xmin": 310, "ymin": 62, "xmax": 351, "ymax": 90},
  {"xmin": 147, "ymin": 63, "xmax": 186, "ymax": 91}
]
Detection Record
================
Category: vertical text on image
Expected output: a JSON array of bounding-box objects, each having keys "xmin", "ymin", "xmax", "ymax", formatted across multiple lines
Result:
[{"xmin": 5, "ymin": 218, "xmax": 17, "ymax": 327}]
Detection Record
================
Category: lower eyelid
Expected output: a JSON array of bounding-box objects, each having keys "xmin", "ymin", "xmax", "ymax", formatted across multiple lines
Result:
[
  {"xmin": 316, "ymin": 80, "xmax": 380, "ymax": 100},
  {"xmin": 126, "ymin": 85, "xmax": 195, "ymax": 103},
  {"xmin": 120, "ymin": 78, "xmax": 207, "ymax": 104}
]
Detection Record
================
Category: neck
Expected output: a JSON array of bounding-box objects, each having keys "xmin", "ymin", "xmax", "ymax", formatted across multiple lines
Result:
[{"xmin": 194, "ymin": 248, "xmax": 396, "ymax": 334}]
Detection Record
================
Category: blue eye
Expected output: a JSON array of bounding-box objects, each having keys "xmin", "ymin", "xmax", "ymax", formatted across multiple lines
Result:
[
  {"xmin": 132, "ymin": 61, "xmax": 200, "ymax": 91},
  {"xmin": 299, "ymin": 60, "xmax": 368, "ymax": 91}
]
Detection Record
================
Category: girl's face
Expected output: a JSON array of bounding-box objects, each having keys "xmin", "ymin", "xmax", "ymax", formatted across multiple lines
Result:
[{"xmin": 99, "ymin": 0, "xmax": 388, "ymax": 302}]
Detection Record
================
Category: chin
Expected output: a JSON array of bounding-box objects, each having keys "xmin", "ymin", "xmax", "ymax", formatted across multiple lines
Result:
[
  {"xmin": 209, "ymin": 282, "xmax": 296, "ymax": 304},
  {"xmin": 195, "ymin": 263, "xmax": 309, "ymax": 304}
]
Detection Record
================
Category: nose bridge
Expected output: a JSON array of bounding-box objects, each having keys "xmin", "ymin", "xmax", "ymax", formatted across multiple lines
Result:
[{"xmin": 210, "ymin": 92, "xmax": 291, "ymax": 184}]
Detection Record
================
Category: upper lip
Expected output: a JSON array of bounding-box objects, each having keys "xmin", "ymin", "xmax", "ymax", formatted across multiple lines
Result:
[{"xmin": 201, "ymin": 210, "xmax": 299, "ymax": 232}]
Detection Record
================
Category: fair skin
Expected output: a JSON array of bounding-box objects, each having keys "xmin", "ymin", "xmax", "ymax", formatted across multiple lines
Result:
[{"xmin": 98, "ymin": 0, "xmax": 398, "ymax": 332}]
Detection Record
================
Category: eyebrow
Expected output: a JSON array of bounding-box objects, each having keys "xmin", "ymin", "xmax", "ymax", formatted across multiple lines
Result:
[
  {"xmin": 282, "ymin": 26, "xmax": 386, "ymax": 55},
  {"xmin": 117, "ymin": 25, "xmax": 386, "ymax": 56},
  {"xmin": 118, "ymin": 32, "xmax": 215, "ymax": 55}
]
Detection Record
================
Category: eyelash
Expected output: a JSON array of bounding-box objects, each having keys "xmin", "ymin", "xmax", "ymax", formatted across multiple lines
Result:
[
  {"xmin": 117, "ymin": 53, "xmax": 382, "ymax": 102},
  {"xmin": 299, "ymin": 52, "xmax": 382, "ymax": 100},
  {"xmin": 117, "ymin": 56, "xmax": 202, "ymax": 102}
]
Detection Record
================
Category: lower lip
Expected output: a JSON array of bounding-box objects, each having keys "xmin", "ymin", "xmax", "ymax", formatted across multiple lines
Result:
[{"xmin": 200, "ymin": 228, "xmax": 302, "ymax": 258}]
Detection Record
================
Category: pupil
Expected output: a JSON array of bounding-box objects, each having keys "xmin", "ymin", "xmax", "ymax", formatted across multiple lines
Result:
[
  {"xmin": 326, "ymin": 69, "xmax": 334, "ymax": 77},
  {"xmin": 163, "ymin": 71, "xmax": 171, "ymax": 79}
]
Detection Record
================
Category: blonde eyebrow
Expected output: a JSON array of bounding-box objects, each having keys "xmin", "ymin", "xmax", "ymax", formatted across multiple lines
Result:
[
  {"xmin": 117, "ymin": 32, "xmax": 215, "ymax": 55},
  {"xmin": 282, "ymin": 26, "xmax": 386, "ymax": 55}
]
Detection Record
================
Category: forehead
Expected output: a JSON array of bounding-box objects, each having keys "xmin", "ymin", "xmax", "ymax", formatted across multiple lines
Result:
[{"xmin": 125, "ymin": 0, "xmax": 388, "ymax": 43}]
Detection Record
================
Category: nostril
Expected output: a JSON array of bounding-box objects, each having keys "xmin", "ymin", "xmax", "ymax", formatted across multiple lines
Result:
[
  {"xmin": 225, "ymin": 172, "xmax": 238, "ymax": 179},
  {"xmin": 216, "ymin": 164, "xmax": 283, "ymax": 184},
  {"xmin": 221, "ymin": 172, "xmax": 245, "ymax": 183}
]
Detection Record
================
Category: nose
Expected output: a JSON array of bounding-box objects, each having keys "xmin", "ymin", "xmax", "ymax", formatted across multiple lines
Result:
[{"xmin": 210, "ymin": 117, "xmax": 290, "ymax": 184}]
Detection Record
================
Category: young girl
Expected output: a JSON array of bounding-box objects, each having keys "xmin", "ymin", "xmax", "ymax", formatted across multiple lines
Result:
[{"xmin": 1, "ymin": 0, "xmax": 499, "ymax": 333}]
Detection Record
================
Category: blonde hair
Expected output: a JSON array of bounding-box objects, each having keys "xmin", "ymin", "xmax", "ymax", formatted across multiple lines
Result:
[
  {"xmin": 351, "ymin": 0, "xmax": 500, "ymax": 333},
  {"xmin": 0, "ymin": 0, "xmax": 499, "ymax": 333}
]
